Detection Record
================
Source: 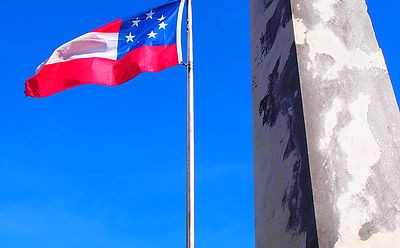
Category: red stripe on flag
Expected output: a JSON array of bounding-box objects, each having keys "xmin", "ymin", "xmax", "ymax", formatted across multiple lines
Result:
[
  {"xmin": 25, "ymin": 44, "xmax": 179, "ymax": 97},
  {"xmin": 92, "ymin": 19, "xmax": 122, "ymax": 33}
]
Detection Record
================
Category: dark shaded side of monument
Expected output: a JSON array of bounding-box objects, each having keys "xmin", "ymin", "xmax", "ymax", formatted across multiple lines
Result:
[{"xmin": 252, "ymin": 0, "xmax": 319, "ymax": 247}]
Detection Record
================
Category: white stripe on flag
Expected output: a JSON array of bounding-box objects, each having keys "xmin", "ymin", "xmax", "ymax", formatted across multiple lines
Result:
[{"xmin": 46, "ymin": 32, "xmax": 119, "ymax": 65}]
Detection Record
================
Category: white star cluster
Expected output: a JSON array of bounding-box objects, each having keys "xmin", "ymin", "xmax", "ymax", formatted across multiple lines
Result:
[{"xmin": 125, "ymin": 9, "xmax": 170, "ymax": 43}]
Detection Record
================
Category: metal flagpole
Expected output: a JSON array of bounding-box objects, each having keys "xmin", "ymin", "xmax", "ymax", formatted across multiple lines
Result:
[{"xmin": 186, "ymin": 0, "xmax": 194, "ymax": 247}]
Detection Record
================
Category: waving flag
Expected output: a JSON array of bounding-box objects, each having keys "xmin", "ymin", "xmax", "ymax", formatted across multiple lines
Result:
[{"xmin": 25, "ymin": 0, "xmax": 185, "ymax": 97}]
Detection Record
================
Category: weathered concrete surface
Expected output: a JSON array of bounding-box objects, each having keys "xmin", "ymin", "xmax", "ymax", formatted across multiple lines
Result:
[
  {"xmin": 292, "ymin": 0, "xmax": 400, "ymax": 247},
  {"xmin": 251, "ymin": 0, "xmax": 400, "ymax": 247}
]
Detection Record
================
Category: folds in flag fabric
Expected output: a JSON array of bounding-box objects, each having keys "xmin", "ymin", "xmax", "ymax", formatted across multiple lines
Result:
[{"xmin": 25, "ymin": 0, "xmax": 185, "ymax": 97}]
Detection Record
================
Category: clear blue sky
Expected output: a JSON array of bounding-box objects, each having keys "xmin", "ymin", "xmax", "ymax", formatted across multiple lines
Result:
[{"xmin": 0, "ymin": 0, "xmax": 398, "ymax": 247}]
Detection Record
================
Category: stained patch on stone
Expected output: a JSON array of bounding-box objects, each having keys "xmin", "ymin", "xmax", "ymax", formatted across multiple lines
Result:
[
  {"xmin": 259, "ymin": 0, "xmax": 292, "ymax": 57},
  {"xmin": 282, "ymin": 160, "xmax": 302, "ymax": 232},
  {"xmin": 262, "ymin": 0, "xmax": 273, "ymax": 10},
  {"xmin": 258, "ymin": 44, "xmax": 303, "ymax": 131},
  {"xmin": 283, "ymin": 116, "xmax": 295, "ymax": 160},
  {"xmin": 359, "ymin": 221, "xmax": 377, "ymax": 241},
  {"xmin": 259, "ymin": 58, "xmax": 280, "ymax": 127}
]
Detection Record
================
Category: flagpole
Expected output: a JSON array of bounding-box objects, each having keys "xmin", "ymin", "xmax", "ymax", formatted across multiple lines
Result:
[{"xmin": 186, "ymin": 0, "xmax": 194, "ymax": 247}]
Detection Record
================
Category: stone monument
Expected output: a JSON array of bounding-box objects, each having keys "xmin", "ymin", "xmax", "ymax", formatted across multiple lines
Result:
[{"xmin": 251, "ymin": 0, "xmax": 400, "ymax": 247}]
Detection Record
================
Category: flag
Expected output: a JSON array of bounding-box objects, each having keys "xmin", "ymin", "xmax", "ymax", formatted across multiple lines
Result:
[{"xmin": 25, "ymin": 0, "xmax": 185, "ymax": 97}]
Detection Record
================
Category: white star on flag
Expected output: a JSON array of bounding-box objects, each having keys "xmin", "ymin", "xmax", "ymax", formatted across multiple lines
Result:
[
  {"xmin": 146, "ymin": 10, "xmax": 155, "ymax": 19},
  {"xmin": 157, "ymin": 15, "xmax": 166, "ymax": 22},
  {"xmin": 132, "ymin": 18, "xmax": 140, "ymax": 27},
  {"xmin": 158, "ymin": 21, "xmax": 168, "ymax": 29},
  {"xmin": 147, "ymin": 30, "xmax": 157, "ymax": 38},
  {"xmin": 125, "ymin": 32, "xmax": 135, "ymax": 42}
]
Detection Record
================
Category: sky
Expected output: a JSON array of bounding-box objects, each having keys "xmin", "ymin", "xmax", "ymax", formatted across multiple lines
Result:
[{"xmin": 0, "ymin": 0, "xmax": 398, "ymax": 248}]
